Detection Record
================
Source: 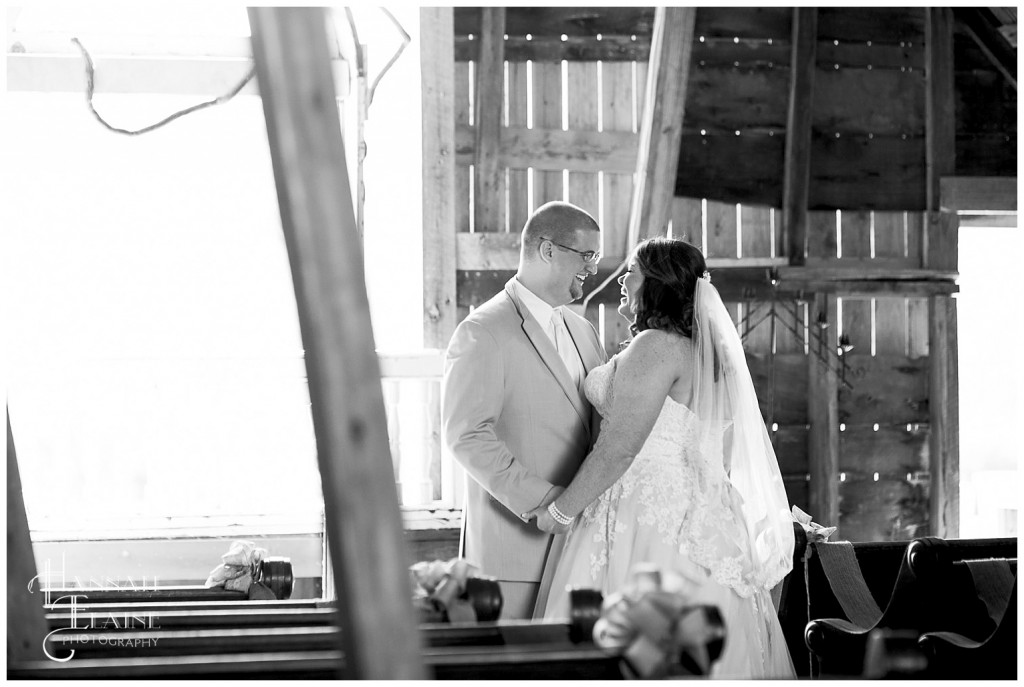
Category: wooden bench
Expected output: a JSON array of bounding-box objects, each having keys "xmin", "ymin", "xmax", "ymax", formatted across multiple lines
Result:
[
  {"xmin": 9, "ymin": 641, "xmax": 625, "ymax": 680},
  {"xmin": 28, "ymin": 523, "xmax": 815, "ymax": 678},
  {"xmin": 20, "ymin": 577, "xmax": 746, "ymax": 679},
  {"xmin": 917, "ymin": 568, "xmax": 1017, "ymax": 679},
  {"xmin": 802, "ymin": 536, "xmax": 1016, "ymax": 677},
  {"xmin": 13, "ymin": 617, "xmax": 624, "ymax": 679},
  {"xmin": 23, "ymin": 579, "xmax": 625, "ymax": 679}
]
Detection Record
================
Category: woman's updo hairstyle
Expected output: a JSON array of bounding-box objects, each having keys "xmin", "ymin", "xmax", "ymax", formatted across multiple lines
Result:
[{"xmin": 630, "ymin": 237, "xmax": 707, "ymax": 338}]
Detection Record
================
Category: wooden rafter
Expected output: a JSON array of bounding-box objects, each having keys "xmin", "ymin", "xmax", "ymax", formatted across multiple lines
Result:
[
  {"xmin": 247, "ymin": 8, "xmax": 424, "ymax": 679},
  {"xmin": 627, "ymin": 6, "xmax": 695, "ymax": 245},
  {"xmin": 953, "ymin": 7, "xmax": 1017, "ymax": 89},
  {"xmin": 473, "ymin": 7, "xmax": 505, "ymax": 233},
  {"xmin": 422, "ymin": 7, "xmax": 457, "ymax": 348},
  {"xmin": 782, "ymin": 8, "xmax": 817, "ymax": 266}
]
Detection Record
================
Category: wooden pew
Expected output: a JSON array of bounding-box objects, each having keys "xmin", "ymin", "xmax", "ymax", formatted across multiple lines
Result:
[
  {"xmin": 13, "ymin": 617, "xmax": 624, "ymax": 679},
  {"xmin": 917, "ymin": 569, "xmax": 1017, "ymax": 679},
  {"xmin": 31, "ymin": 584, "xmax": 624, "ymax": 678},
  {"xmin": 8, "ymin": 642, "xmax": 624, "ymax": 680},
  {"xmin": 802, "ymin": 536, "xmax": 1016, "ymax": 677}
]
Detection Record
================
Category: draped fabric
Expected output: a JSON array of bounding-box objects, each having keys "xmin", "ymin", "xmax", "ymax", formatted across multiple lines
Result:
[{"xmin": 690, "ymin": 278, "xmax": 795, "ymax": 593}]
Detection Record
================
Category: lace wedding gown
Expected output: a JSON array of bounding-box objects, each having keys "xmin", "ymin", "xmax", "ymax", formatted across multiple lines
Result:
[{"xmin": 541, "ymin": 356, "xmax": 796, "ymax": 679}]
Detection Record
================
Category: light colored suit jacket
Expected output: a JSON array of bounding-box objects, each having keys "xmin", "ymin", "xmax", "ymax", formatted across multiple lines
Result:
[{"xmin": 442, "ymin": 280, "xmax": 608, "ymax": 582}]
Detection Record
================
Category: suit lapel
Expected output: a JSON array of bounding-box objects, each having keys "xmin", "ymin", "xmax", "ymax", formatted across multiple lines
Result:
[
  {"xmin": 562, "ymin": 311, "xmax": 608, "ymax": 374},
  {"xmin": 504, "ymin": 282, "xmax": 591, "ymax": 436}
]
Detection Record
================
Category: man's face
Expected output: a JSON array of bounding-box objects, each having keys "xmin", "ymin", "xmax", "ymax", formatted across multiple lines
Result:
[{"xmin": 546, "ymin": 228, "xmax": 601, "ymax": 304}]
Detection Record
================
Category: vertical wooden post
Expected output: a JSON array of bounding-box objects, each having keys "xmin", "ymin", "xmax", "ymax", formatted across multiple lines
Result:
[
  {"xmin": 7, "ymin": 409, "xmax": 48, "ymax": 663},
  {"xmin": 474, "ymin": 7, "xmax": 505, "ymax": 233},
  {"xmin": 248, "ymin": 8, "xmax": 425, "ymax": 679},
  {"xmin": 783, "ymin": 8, "xmax": 817, "ymax": 266},
  {"xmin": 928, "ymin": 296, "xmax": 959, "ymax": 537},
  {"xmin": 422, "ymin": 7, "xmax": 457, "ymax": 349},
  {"xmin": 807, "ymin": 294, "xmax": 840, "ymax": 528},
  {"xmin": 925, "ymin": 7, "xmax": 959, "ymax": 537},
  {"xmin": 627, "ymin": 6, "xmax": 695, "ymax": 245},
  {"xmin": 926, "ymin": 6, "xmax": 956, "ymax": 214}
]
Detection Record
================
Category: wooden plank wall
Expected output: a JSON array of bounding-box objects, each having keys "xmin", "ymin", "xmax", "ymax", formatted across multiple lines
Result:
[
  {"xmin": 453, "ymin": 9, "xmax": 652, "ymax": 355},
  {"xmin": 445, "ymin": 7, "xmax": 989, "ymax": 543},
  {"xmin": 673, "ymin": 196, "xmax": 932, "ymax": 541}
]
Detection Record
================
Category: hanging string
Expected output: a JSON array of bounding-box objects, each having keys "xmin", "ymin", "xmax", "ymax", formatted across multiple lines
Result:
[{"xmin": 71, "ymin": 37, "xmax": 255, "ymax": 136}]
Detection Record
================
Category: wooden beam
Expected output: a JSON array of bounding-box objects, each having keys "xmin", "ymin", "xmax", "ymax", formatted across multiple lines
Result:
[
  {"xmin": 925, "ymin": 8, "xmax": 956, "ymax": 212},
  {"xmin": 928, "ymin": 296, "xmax": 960, "ymax": 538},
  {"xmin": 7, "ymin": 409, "xmax": 48, "ymax": 663},
  {"xmin": 456, "ymin": 125, "xmax": 638, "ymax": 173},
  {"xmin": 956, "ymin": 214, "xmax": 1017, "ymax": 228},
  {"xmin": 473, "ymin": 7, "xmax": 505, "ymax": 233},
  {"xmin": 456, "ymin": 266, "xmax": 959, "ymax": 309},
  {"xmin": 627, "ymin": 6, "xmax": 695, "ymax": 244},
  {"xmin": 924, "ymin": 211, "xmax": 959, "ymax": 273},
  {"xmin": 455, "ymin": 34, "xmax": 650, "ymax": 62},
  {"xmin": 421, "ymin": 7, "xmax": 457, "ymax": 348},
  {"xmin": 924, "ymin": 9, "xmax": 961, "ymax": 543},
  {"xmin": 7, "ymin": 31, "xmax": 257, "ymax": 58},
  {"xmin": 940, "ymin": 176, "xmax": 1017, "ymax": 212},
  {"xmin": 782, "ymin": 8, "xmax": 817, "ymax": 266},
  {"xmin": 807, "ymin": 294, "xmax": 840, "ymax": 531},
  {"xmin": 247, "ymin": 8, "xmax": 424, "ymax": 679},
  {"xmin": 782, "ymin": 264, "xmax": 958, "ymax": 283},
  {"xmin": 7, "ymin": 54, "xmax": 258, "ymax": 95},
  {"xmin": 952, "ymin": 7, "xmax": 1017, "ymax": 90}
]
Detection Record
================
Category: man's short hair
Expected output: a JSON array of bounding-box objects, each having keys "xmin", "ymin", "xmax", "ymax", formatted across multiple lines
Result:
[{"xmin": 521, "ymin": 201, "xmax": 600, "ymax": 257}]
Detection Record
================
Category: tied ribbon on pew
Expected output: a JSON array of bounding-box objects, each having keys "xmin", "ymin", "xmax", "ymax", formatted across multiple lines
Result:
[
  {"xmin": 410, "ymin": 558, "xmax": 480, "ymax": 623},
  {"xmin": 792, "ymin": 505, "xmax": 838, "ymax": 545},
  {"xmin": 591, "ymin": 564, "xmax": 726, "ymax": 679},
  {"xmin": 791, "ymin": 506, "xmax": 837, "ymax": 599},
  {"xmin": 204, "ymin": 540, "xmax": 277, "ymax": 600}
]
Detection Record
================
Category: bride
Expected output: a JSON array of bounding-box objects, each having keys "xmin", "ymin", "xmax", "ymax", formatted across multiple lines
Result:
[{"xmin": 526, "ymin": 237, "xmax": 796, "ymax": 679}]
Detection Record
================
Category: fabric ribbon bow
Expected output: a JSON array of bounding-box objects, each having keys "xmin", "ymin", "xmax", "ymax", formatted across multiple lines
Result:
[
  {"xmin": 592, "ymin": 564, "xmax": 726, "ymax": 679},
  {"xmin": 204, "ymin": 540, "xmax": 276, "ymax": 600},
  {"xmin": 792, "ymin": 505, "xmax": 838, "ymax": 543},
  {"xmin": 410, "ymin": 558, "xmax": 479, "ymax": 623}
]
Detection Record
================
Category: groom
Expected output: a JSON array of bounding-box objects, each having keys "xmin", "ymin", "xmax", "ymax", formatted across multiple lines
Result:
[{"xmin": 441, "ymin": 201, "xmax": 608, "ymax": 618}]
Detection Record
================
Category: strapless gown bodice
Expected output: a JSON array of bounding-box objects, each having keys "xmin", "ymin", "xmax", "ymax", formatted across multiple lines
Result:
[{"xmin": 542, "ymin": 355, "xmax": 796, "ymax": 679}]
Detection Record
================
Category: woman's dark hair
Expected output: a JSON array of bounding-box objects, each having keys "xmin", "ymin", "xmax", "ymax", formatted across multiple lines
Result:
[{"xmin": 630, "ymin": 237, "xmax": 707, "ymax": 338}]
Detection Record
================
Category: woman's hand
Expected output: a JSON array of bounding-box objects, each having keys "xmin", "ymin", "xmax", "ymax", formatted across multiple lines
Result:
[
  {"xmin": 522, "ymin": 486, "xmax": 571, "ymax": 534},
  {"xmin": 535, "ymin": 506, "xmax": 571, "ymax": 535}
]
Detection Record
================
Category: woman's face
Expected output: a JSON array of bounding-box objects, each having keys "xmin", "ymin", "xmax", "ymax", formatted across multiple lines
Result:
[{"xmin": 617, "ymin": 257, "xmax": 644, "ymax": 322}]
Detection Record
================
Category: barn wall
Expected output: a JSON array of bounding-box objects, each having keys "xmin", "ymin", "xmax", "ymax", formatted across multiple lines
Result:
[{"xmin": 442, "ymin": 6, "xmax": 1006, "ymax": 541}]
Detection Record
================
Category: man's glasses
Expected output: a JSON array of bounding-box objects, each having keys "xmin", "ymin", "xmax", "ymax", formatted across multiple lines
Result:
[{"xmin": 541, "ymin": 238, "xmax": 602, "ymax": 264}]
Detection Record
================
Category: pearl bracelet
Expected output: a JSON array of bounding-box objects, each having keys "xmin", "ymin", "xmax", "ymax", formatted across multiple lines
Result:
[{"xmin": 547, "ymin": 501, "xmax": 574, "ymax": 526}]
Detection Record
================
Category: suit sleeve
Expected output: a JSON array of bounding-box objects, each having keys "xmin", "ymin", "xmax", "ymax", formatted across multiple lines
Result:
[{"xmin": 442, "ymin": 319, "xmax": 555, "ymax": 519}]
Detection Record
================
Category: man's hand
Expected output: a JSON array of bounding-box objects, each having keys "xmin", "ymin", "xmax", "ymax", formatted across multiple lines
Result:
[{"xmin": 522, "ymin": 486, "xmax": 571, "ymax": 534}]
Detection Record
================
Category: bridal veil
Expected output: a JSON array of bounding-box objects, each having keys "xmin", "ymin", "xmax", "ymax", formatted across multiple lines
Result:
[{"xmin": 690, "ymin": 276, "xmax": 794, "ymax": 592}]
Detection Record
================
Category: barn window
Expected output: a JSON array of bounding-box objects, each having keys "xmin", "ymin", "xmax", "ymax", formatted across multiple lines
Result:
[{"xmin": 5, "ymin": 6, "xmax": 457, "ymax": 593}]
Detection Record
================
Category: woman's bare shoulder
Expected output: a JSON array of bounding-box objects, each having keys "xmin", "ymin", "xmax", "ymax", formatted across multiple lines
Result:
[{"xmin": 621, "ymin": 329, "xmax": 692, "ymax": 371}]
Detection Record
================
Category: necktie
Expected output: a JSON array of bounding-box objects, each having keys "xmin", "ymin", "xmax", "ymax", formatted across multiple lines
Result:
[{"xmin": 551, "ymin": 309, "xmax": 583, "ymax": 390}]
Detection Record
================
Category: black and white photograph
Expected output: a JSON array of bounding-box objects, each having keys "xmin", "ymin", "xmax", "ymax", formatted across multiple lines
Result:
[{"xmin": 4, "ymin": 3, "xmax": 1018, "ymax": 680}]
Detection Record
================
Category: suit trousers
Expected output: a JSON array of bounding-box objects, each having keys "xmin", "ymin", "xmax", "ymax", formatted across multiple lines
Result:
[{"xmin": 498, "ymin": 581, "xmax": 540, "ymax": 620}]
